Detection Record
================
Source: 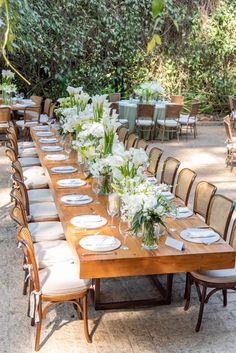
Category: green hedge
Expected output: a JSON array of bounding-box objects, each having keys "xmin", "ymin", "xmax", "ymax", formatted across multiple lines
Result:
[{"xmin": 0, "ymin": 0, "xmax": 235, "ymax": 114}]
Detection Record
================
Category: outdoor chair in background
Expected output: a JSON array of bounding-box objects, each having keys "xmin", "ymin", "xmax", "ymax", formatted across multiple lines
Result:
[
  {"xmin": 135, "ymin": 103, "xmax": 155, "ymax": 140},
  {"xmin": 179, "ymin": 101, "xmax": 200, "ymax": 139},
  {"xmin": 156, "ymin": 104, "xmax": 182, "ymax": 143}
]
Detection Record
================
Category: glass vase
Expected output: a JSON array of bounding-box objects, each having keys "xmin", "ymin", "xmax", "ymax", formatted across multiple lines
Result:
[
  {"xmin": 2, "ymin": 91, "xmax": 12, "ymax": 105},
  {"xmin": 98, "ymin": 174, "xmax": 111, "ymax": 195},
  {"xmin": 141, "ymin": 221, "xmax": 159, "ymax": 250}
]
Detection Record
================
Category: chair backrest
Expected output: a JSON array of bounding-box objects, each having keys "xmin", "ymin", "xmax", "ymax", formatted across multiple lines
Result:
[
  {"xmin": 109, "ymin": 93, "xmax": 121, "ymax": 103},
  {"xmin": 232, "ymin": 98, "xmax": 236, "ymax": 111},
  {"xmin": 193, "ymin": 181, "xmax": 217, "ymax": 221},
  {"xmin": 160, "ymin": 157, "xmax": 181, "ymax": 192},
  {"xmin": 189, "ymin": 101, "xmax": 200, "ymax": 117},
  {"xmin": 125, "ymin": 133, "xmax": 138, "ymax": 150},
  {"xmin": 224, "ymin": 115, "xmax": 233, "ymax": 143},
  {"xmin": 229, "ymin": 96, "xmax": 234, "ymax": 111},
  {"xmin": 147, "ymin": 147, "xmax": 163, "ymax": 176},
  {"xmin": 137, "ymin": 104, "xmax": 155, "ymax": 120},
  {"xmin": 117, "ymin": 126, "xmax": 128, "ymax": 143},
  {"xmin": 43, "ymin": 98, "xmax": 53, "ymax": 115},
  {"xmin": 12, "ymin": 160, "xmax": 24, "ymax": 179},
  {"xmin": 48, "ymin": 102, "xmax": 56, "ymax": 118},
  {"xmin": 207, "ymin": 194, "xmax": 235, "ymax": 240},
  {"xmin": 0, "ymin": 107, "xmax": 11, "ymax": 122},
  {"xmin": 30, "ymin": 95, "xmax": 43, "ymax": 105},
  {"xmin": 17, "ymin": 226, "xmax": 40, "ymax": 293},
  {"xmin": 165, "ymin": 104, "xmax": 182, "ymax": 121},
  {"xmin": 171, "ymin": 95, "xmax": 184, "ymax": 105},
  {"xmin": 135, "ymin": 138, "xmax": 148, "ymax": 151},
  {"xmin": 12, "ymin": 172, "xmax": 29, "ymax": 214},
  {"xmin": 6, "ymin": 133, "xmax": 19, "ymax": 155},
  {"xmin": 10, "ymin": 203, "xmax": 27, "ymax": 227},
  {"xmin": 229, "ymin": 219, "xmax": 236, "ymax": 250},
  {"xmin": 109, "ymin": 102, "xmax": 119, "ymax": 115},
  {"xmin": 24, "ymin": 105, "xmax": 41, "ymax": 122},
  {"xmin": 5, "ymin": 143, "xmax": 17, "ymax": 163},
  {"xmin": 175, "ymin": 168, "xmax": 197, "ymax": 206}
]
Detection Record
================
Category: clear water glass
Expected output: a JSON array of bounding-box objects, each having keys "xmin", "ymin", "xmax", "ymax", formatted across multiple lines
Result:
[
  {"xmin": 119, "ymin": 218, "xmax": 129, "ymax": 250},
  {"xmin": 92, "ymin": 179, "xmax": 101, "ymax": 204},
  {"xmin": 107, "ymin": 193, "xmax": 120, "ymax": 228}
]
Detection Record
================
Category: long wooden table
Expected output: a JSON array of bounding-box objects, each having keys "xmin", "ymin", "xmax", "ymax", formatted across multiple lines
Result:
[{"xmin": 31, "ymin": 127, "xmax": 236, "ymax": 309}]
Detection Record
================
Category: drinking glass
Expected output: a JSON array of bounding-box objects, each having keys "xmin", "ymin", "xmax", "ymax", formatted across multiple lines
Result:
[
  {"xmin": 119, "ymin": 218, "xmax": 129, "ymax": 250},
  {"xmin": 63, "ymin": 135, "xmax": 72, "ymax": 158},
  {"xmin": 92, "ymin": 179, "xmax": 101, "ymax": 204},
  {"xmin": 107, "ymin": 193, "xmax": 120, "ymax": 228}
]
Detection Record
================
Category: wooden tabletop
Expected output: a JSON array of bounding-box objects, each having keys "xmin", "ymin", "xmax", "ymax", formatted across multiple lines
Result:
[{"xmin": 31, "ymin": 127, "xmax": 236, "ymax": 279}]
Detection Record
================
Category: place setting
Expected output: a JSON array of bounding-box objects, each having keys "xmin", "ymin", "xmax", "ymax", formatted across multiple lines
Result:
[
  {"xmin": 33, "ymin": 125, "xmax": 50, "ymax": 131},
  {"xmin": 61, "ymin": 194, "xmax": 93, "ymax": 206},
  {"xmin": 79, "ymin": 234, "xmax": 121, "ymax": 256},
  {"xmin": 41, "ymin": 145, "xmax": 63, "ymax": 152},
  {"xmin": 39, "ymin": 137, "xmax": 58, "ymax": 144},
  {"xmin": 50, "ymin": 166, "xmax": 78, "ymax": 174},
  {"xmin": 180, "ymin": 227, "xmax": 221, "ymax": 245},
  {"xmin": 57, "ymin": 178, "xmax": 86, "ymax": 188},
  {"xmin": 36, "ymin": 131, "xmax": 55, "ymax": 137},
  {"xmin": 45, "ymin": 154, "xmax": 68, "ymax": 161},
  {"xmin": 70, "ymin": 214, "xmax": 107, "ymax": 230}
]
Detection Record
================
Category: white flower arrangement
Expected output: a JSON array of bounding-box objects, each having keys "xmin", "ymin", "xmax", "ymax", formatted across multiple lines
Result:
[
  {"xmin": 2, "ymin": 69, "xmax": 15, "ymax": 79},
  {"xmin": 135, "ymin": 80, "xmax": 165, "ymax": 102},
  {"xmin": 92, "ymin": 94, "xmax": 109, "ymax": 121}
]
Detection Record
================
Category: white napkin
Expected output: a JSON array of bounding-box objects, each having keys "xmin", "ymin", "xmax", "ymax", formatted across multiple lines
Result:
[
  {"xmin": 178, "ymin": 207, "xmax": 190, "ymax": 214},
  {"xmin": 187, "ymin": 228, "xmax": 217, "ymax": 238},
  {"xmin": 77, "ymin": 215, "xmax": 102, "ymax": 223},
  {"xmin": 53, "ymin": 166, "xmax": 74, "ymax": 171},
  {"xmin": 40, "ymin": 138, "xmax": 57, "ymax": 143},
  {"xmin": 161, "ymin": 191, "xmax": 173, "ymax": 197},
  {"xmin": 64, "ymin": 195, "xmax": 89, "ymax": 202},
  {"xmin": 82, "ymin": 236, "xmax": 116, "ymax": 248}
]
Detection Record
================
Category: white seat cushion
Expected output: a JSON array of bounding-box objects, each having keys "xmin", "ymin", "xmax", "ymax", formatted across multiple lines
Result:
[
  {"xmin": 40, "ymin": 114, "xmax": 49, "ymax": 123},
  {"xmin": 227, "ymin": 142, "xmax": 236, "ymax": 150},
  {"xmin": 28, "ymin": 189, "xmax": 53, "ymax": 203},
  {"xmin": 191, "ymin": 263, "xmax": 236, "ymax": 284},
  {"xmin": 179, "ymin": 115, "xmax": 196, "ymax": 124},
  {"xmin": 23, "ymin": 165, "xmax": 45, "ymax": 177},
  {"xmin": 19, "ymin": 157, "xmax": 41, "ymax": 167},
  {"xmin": 39, "ymin": 263, "xmax": 91, "ymax": 296},
  {"xmin": 231, "ymin": 111, "xmax": 236, "ymax": 119},
  {"xmin": 18, "ymin": 141, "xmax": 35, "ymax": 149},
  {"xmin": 19, "ymin": 147, "xmax": 38, "ymax": 158},
  {"xmin": 119, "ymin": 119, "xmax": 128, "ymax": 124},
  {"xmin": 136, "ymin": 119, "xmax": 154, "ymax": 126},
  {"xmin": 16, "ymin": 120, "xmax": 38, "ymax": 128},
  {"xmin": 28, "ymin": 221, "xmax": 65, "ymax": 242},
  {"xmin": 34, "ymin": 240, "xmax": 73, "ymax": 268},
  {"xmin": 157, "ymin": 119, "xmax": 179, "ymax": 127},
  {"xmin": 29, "ymin": 202, "xmax": 58, "ymax": 221},
  {"xmin": 25, "ymin": 174, "xmax": 49, "ymax": 189}
]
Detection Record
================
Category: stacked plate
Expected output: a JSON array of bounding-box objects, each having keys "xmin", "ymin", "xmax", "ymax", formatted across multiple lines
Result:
[
  {"xmin": 70, "ymin": 215, "xmax": 107, "ymax": 229},
  {"xmin": 61, "ymin": 194, "xmax": 92, "ymax": 205},
  {"xmin": 57, "ymin": 178, "xmax": 86, "ymax": 187},
  {"xmin": 180, "ymin": 228, "xmax": 220, "ymax": 244},
  {"xmin": 176, "ymin": 207, "xmax": 193, "ymax": 219},
  {"xmin": 36, "ymin": 131, "xmax": 54, "ymax": 137},
  {"xmin": 161, "ymin": 191, "xmax": 175, "ymax": 200},
  {"xmin": 41, "ymin": 145, "xmax": 63, "ymax": 152},
  {"xmin": 39, "ymin": 138, "xmax": 58, "ymax": 144},
  {"xmin": 79, "ymin": 235, "xmax": 121, "ymax": 251},
  {"xmin": 51, "ymin": 166, "xmax": 77, "ymax": 174},
  {"xmin": 45, "ymin": 154, "xmax": 68, "ymax": 161}
]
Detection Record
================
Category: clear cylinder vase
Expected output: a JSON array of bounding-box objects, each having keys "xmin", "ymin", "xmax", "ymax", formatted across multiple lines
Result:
[{"xmin": 141, "ymin": 221, "xmax": 159, "ymax": 250}]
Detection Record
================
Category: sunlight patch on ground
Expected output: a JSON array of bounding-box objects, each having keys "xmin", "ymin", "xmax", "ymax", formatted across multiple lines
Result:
[{"xmin": 190, "ymin": 152, "xmax": 219, "ymax": 165}]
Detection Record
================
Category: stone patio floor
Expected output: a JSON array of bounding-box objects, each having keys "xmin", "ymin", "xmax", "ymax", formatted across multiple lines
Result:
[{"xmin": 1, "ymin": 124, "xmax": 236, "ymax": 353}]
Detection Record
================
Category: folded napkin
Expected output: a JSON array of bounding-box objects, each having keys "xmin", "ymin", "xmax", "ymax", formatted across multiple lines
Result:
[
  {"xmin": 178, "ymin": 207, "xmax": 190, "ymax": 214},
  {"xmin": 161, "ymin": 191, "xmax": 173, "ymax": 197},
  {"xmin": 82, "ymin": 236, "xmax": 116, "ymax": 248},
  {"xmin": 65, "ymin": 195, "xmax": 89, "ymax": 202},
  {"xmin": 186, "ymin": 228, "xmax": 217, "ymax": 238},
  {"xmin": 54, "ymin": 166, "xmax": 74, "ymax": 171},
  {"xmin": 77, "ymin": 215, "xmax": 102, "ymax": 223}
]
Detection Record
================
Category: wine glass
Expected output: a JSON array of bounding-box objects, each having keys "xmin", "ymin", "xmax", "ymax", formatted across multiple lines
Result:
[
  {"xmin": 107, "ymin": 193, "xmax": 120, "ymax": 228},
  {"xmin": 63, "ymin": 135, "xmax": 72, "ymax": 158},
  {"xmin": 92, "ymin": 179, "xmax": 101, "ymax": 204},
  {"xmin": 119, "ymin": 218, "xmax": 129, "ymax": 250}
]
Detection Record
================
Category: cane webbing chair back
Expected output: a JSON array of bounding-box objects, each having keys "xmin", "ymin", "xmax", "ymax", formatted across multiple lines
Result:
[
  {"xmin": 160, "ymin": 157, "xmax": 181, "ymax": 192},
  {"xmin": 147, "ymin": 147, "xmax": 163, "ymax": 176},
  {"xmin": 135, "ymin": 138, "xmax": 148, "ymax": 151},
  {"xmin": 193, "ymin": 181, "xmax": 217, "ymax": 220},
  {"xmin": 109, "ymin": 93, "xmax": 121, "ymax": 103},
  {"xmin": 175, "ymin": 168, "xmax": 197, "ymax": 206},
  {"xmin": 137, "ymin": 104, "xmax": 155, "ymax": 120},
  {"xmin": 207, "ymin": 194, "xmax": 235, "ymax": 240},
  {"xmin": 165, "ymin": 104, "xmax": 182, "ymax": 120},
  {"xmin": 109, "ymin": 102, "xmax": 119, "ymax": 115},
  {"xmin": 12, "ymin": 172, "xmax": 29, "ymax": 214},
  {"xmin": 30, "ymin": 95, "xmax": 43, "ymax": 105},
  {"xmin": 189, "ymin": 101, "xmax": 200, "ymax": 117},
  {"xmin": 229, "ymin": 219, "xmax": 236, "ymax": 250},
  {"xmin": 117, "ymin": 126, "xmax": 128, "ymax": 143},
  {"xmin": 171, "ymin": 95, "xmax": 184, "ymax": 105},
  {"xmin": 43, "ymin": 98, "xmax": 53, "ymax": 115},
  {"xmin": 0, "ymin": 107, "xmax": 11, "ymax": 122},
  {"xmin": 10, "ymin": 203, "xmax": 27, "ymax": 227},
  {"xmin": 125, "ymin": 133, "xmax": 138, "ymax": 150}
]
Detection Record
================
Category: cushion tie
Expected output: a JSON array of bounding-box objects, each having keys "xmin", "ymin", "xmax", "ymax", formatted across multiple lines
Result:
[{"xmin": 30, "ymin": 290, "xmax": 42, "ymax": 323}]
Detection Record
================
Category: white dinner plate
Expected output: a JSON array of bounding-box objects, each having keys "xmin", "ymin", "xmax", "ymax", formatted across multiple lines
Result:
[
  {"xmin": 57, "ymin": 178, "xmax": 86, "ymax": 187},
  {"xmin": 51, "ymin": 166, "xmax": 77, "ymax": 174},
  {"xmin": 161, "ymin": 191, "xmax": 175, "ymax": 200},
  {"xmin": 45, "ymin": 154, "xmax": 68, "ymax": 161},
  {"xmin": 36, "ymin": 131, "xmax": 54, "ymax": 137},
  {"xmin": 61, "ymin": 194, "xmax": 92, "ymax": 205},
  {"xmin": 33, "ymin": 125, "xmax": 50, "ymax": 131},
  {"xmin": 41, "ymin": 145, "xmax": 63, "ymax": 152},
  {"xmin": 39, "ymin": 138, "xmax": 58, "ymax": 144},
  {"xmin": 175, "ymin": 207, "xmax": 193, "ymax": 219},
  {"xmin": 79, "ymin": 235, "xmax": 121, "ymax": 251},
  {"xmin": 180, "ymin": 228, "xmax": 220, "ymax": 244},
  {"xmin": 70, "ymin": 215, "xmax": 107, "ymax": 229}
]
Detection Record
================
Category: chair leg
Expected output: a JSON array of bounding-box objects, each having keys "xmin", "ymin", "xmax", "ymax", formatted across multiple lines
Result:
[
  {"xmin": 184, "ymin": 273, "xmax": 192, "ymax": 311},
  {"xmin": 83, "ymin": 294, "xmax": 92, "ymax": 343},
  {"xmin": 223, "ymin": 289, "xmax": 227, "ymax": 306},
  {"xmin": 195, "ymin": 285, "xmax": 207, "ymax": 332},
  {"xmin": 184, "ymin": 273, "xmax": 189, "ymax": 299},
  {"xmin": 35, "ymin": 320, "xmax": 42, "ymax": 351}
]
